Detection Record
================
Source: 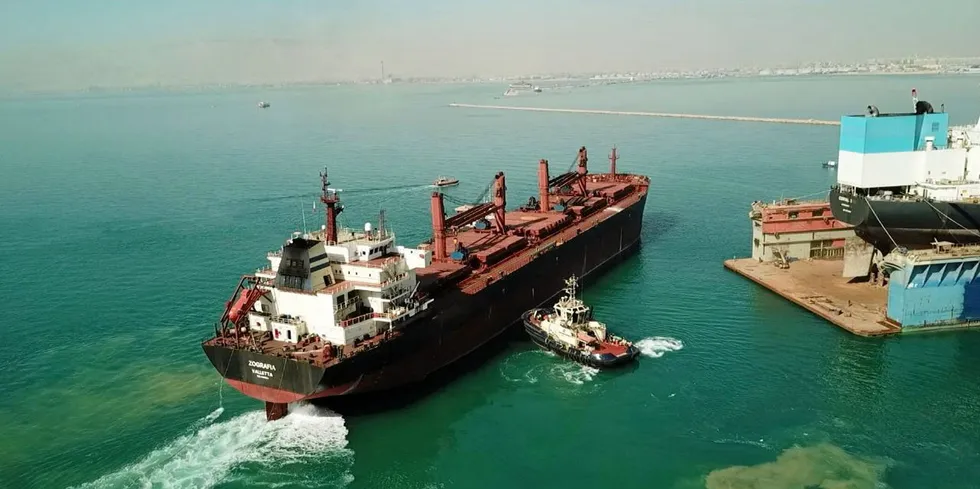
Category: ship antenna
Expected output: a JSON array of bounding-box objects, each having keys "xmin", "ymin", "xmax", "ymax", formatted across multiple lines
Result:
[
  {"xmin": 301, "ymin": 200, "xmax": 308, "ymax": 235},
  {"xmin": 378, "ymin": 208, "xmax": 386, "ymax": 239},
  {"xmin": 564, "ymin": 275, "xmax": 578, "ymax": 299}
]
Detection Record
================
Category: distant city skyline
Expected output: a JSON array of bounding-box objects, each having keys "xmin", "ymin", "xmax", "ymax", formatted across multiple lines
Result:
[{"xmin": 1, "ymin": 0, "xmax": 977, "ymax": 92}]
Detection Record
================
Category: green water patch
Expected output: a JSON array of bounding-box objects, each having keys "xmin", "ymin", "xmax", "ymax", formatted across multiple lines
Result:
[
  {"xmin": 0, "ymin": 364, "xmax": 217, "ymax": 471},
  {"xmin": 703, "ymin": 443, "xmax": 889, "ymax": 489}
]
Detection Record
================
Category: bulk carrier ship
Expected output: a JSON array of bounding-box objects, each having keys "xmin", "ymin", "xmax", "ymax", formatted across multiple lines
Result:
[{"xmin": 202, "ymin": 146, "xmax": 650, "ymax": 420}]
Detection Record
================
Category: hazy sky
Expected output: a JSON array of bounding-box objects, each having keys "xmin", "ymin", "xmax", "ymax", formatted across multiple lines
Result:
[{"xmin": 1, "ymin": 0, "xmax": 977, "ymax": 91}]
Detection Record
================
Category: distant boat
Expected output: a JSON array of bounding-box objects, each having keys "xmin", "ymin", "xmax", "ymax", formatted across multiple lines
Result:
[
  {"xmin": 503, "ymin": 81, "xmax": 540, "ymax": 96},
  {"xmin": 258, "ymin": 102, "xmax": 270, "ymax": 109},
  {"xmin": 433, "ymin": 176, "xmax": 459, "ymax": 188},
  {"xmin": 822, "ymin": 160, "xmax": 837, "ymax": 168}
]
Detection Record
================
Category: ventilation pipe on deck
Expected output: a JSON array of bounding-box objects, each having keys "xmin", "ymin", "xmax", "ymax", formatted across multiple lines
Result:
[
  {"xmin": 430, "ymin": 192, "xmax": 447, "ymax": 260},
  {"xmin": 538, "ymin": 159, "xmax": 551, "ymax": 211},
  {"xmin": 493, "ymin": 172, "xmax": 507, "ymax": 233},
  {"xmin": 577, "ymin": 146, "xmax": 588, "ymax": 176}
]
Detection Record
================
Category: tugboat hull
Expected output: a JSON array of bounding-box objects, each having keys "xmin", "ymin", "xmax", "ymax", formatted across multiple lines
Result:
[{"xmin": 522, "ymin": 309, "xmax": 639, "ymax": 368}]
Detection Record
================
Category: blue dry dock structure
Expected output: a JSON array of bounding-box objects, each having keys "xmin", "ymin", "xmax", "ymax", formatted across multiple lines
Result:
[{"xmin": 726, "ymin": 89, "xmax": 980, "ymax": 336}]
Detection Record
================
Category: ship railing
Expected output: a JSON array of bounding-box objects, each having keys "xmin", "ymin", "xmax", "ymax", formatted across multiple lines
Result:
[
  {"xmin": 338, "ymin": 312, "xmax": 382, "ymax": 327},
  {"xmin": 754, "ymin": 198, "xmax": 829, "ymax": 209},
  {"xmin": 379, "ymin": 272, "xmax": 409, "ymax": 288},
  {"xmin": 335, "ymin": 297, "xmax": 361, "ymax": 312},
  {"xmin": 270, "ymin": 315, "xmax": 305, "ymax": 326},
  {"xmin": 907, "ymin": 241, "xmax": 980, "ymax": 258},
  {"xmin": 320, "ymin": 280, "xmax": 355, "ymax": 294}
]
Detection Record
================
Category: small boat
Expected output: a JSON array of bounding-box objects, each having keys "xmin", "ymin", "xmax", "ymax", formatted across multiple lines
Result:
[
  {"xmin": 433, "ymin": 176, "xmax": 459, "ymax": 188},
  {"xmin": 822, "ymin": 160, "xmax": 837, "ymax": 168},
  {"xmin": 258, "ymin": 101, "xmax": 270, "ymax": 108},
  {"xmin": 522, "ymin": 275, "xmax": 639, "ymax": 368}
]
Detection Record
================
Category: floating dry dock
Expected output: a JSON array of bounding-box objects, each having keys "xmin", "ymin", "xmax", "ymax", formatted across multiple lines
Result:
[
  {"xmin": 727, "ymin": 199, "xmax": 980, "ymax": 336},
  {"xmin": 725, "ymin": 258, "xmax": 896, "ymax": 337}
]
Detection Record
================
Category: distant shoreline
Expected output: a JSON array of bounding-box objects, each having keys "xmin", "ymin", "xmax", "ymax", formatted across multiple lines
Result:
[{"xmin": 1, "ymin": 71, "xmax": 977, "ymax": 98}]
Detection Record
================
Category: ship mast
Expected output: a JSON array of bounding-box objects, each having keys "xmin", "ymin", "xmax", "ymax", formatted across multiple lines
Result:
[
  {"xmin": 564, "ymin": 275, "xmax": 579, "ymax": 299},
  {"xmin": 320, "ymin": 168, "xmax": 344, "ymax": 244},
  {"xmin": 576, "ymin": 146, "xmax": 588, "ymax": 196},
  {"xmin": 492, "ymin": 172, "xmax": 507, "ymax": 234},
  {"xmin": 609, "ymin": 147, "xmax": 618, "ymax": 175}
]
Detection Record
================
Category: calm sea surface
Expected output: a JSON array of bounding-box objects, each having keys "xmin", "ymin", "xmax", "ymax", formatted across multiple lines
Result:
[{"xmin": 1, "ymin": 75, "xmax": 979, "ymax": 489}]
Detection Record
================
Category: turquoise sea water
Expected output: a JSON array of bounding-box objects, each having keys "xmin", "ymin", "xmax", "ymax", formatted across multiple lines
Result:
[{"xmin": 2, "ymin": 75, "xmax": 980, "ymax": 489}]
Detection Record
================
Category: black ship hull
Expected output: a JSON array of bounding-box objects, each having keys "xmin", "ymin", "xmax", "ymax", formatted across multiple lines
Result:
[
  {"xmin": 522, "ymin": 309, "xmax": 640, "ymax": 368},
  {"xmin": 829, "ymin": 186, "xmax": 980, "ymax": 251},
  {"xmin": 203, "ymin": 192, "xmax": 648, "ymax": 405}
]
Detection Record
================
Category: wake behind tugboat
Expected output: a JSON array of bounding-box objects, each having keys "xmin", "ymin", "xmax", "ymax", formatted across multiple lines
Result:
[{"xmin": 522, "ymin": 275, "xmax": 639, "ymax": 368}]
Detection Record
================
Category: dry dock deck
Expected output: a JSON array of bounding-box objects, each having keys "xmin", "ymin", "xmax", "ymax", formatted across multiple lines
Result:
[{"xmin": 724, "ymin": 258, "xmax": 899, "ymax": 337}]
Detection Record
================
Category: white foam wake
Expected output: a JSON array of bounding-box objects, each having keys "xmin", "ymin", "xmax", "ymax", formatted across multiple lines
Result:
[
  {"xmin": 73, "ymin": 404, "xmax": 353, "ymax": 489},
  {"xmin": 552, "ymin": 363, "xmax": 599, "ymax": 385},
  {"xmin": 635, "ymin": 336, "xmax": 684, "ymax": 358}
]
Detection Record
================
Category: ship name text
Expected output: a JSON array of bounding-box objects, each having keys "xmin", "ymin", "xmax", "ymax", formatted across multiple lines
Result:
[{"xmin": 248, "ymin": 360, "xmax": 277, "ymax": 380}]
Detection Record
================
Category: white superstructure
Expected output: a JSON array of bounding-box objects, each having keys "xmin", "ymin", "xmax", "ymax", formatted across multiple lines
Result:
[
  {"xmin": 835, "ymin": 93, "xmax": 980, "ymax": 203},
  {"xmin": 536, "ymin": 276, "xmax": 609, "ymax": 350},
  {"xmin": 247, "ymin": 223, "xmax": 434, "ymax": 347}
]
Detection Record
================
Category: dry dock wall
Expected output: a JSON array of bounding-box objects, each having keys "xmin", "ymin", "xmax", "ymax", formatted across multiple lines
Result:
[{"xmin": 887, "ymin": 253, "xmax": 980, "ymax": 329}]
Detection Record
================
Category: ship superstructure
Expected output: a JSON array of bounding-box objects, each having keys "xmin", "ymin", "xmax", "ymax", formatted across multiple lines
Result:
[
  {"xmin": 203, "ymin": 146, "xmax": 650, "ymax": 420},
  {"xmin": 829, "ymin": 90, "xmax": 980, "ymax": 250}
]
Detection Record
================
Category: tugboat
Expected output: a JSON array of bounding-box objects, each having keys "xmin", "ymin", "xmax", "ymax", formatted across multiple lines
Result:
[
  {"xmin": 432, "ymin": 176, "xmax": 459, "ymax": 188},
  {"xmin": 522, "ymin": 275, "xmax": 639, "ymax": 368}
]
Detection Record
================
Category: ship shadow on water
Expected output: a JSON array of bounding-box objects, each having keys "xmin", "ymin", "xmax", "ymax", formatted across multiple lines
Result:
[
  {"xmin": 321, "ymin": 239, "xmax": 653, "ymax": 415},
  {"xmin": 315, "ymin": 324, "xmax": 527, "ymax": 417},
  {"xmin": 640, "ymin": 210, "xmax": 679, "ymax": 243}
]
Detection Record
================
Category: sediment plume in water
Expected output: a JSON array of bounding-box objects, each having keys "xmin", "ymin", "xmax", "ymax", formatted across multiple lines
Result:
[{"xmin": 705, "ymin": 443, "xmax": 889, "ymax": 489}]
